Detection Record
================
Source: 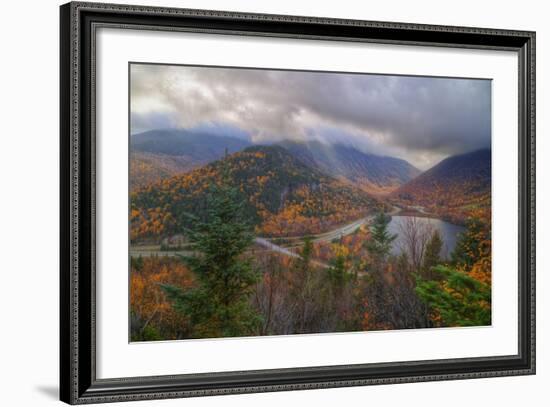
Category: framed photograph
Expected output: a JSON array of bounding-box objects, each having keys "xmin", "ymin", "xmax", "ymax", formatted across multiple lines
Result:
[{"xmin": 60, "ymin": 2, "xmax": 535, "ymax": 404}]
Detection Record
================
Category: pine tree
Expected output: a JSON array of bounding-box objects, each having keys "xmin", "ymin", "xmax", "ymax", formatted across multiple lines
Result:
[
  {"xmin": 422, "ymin": 230, "xmax": 443, "ymax": 279},
  {"xmin": 131, "ymin": 255, "xmax": 144, "ymax": 272},
  {"xmin": 365, "ymin": 212, "xmax": 397, "ymax": 267},
  {"xmin": 328, "ymin": 252, "xmax": 348, "ymax": 288},
  {"xmin": 294, "ymin": 236, "xmax": 313, "ymax": 276},
  {"xmin": 415, "ymin": 265, "xmax": 491, "ymax": 327},
  {"xmin": 161, "ymin": 167, "xmax": 261, "ymax": 338},
  {"xmin": 451, "ymin": 217, "xmax": 487, "ymax": 268},
  {"xmin": 290, "ymin": 236, "xmax": 324, "ymax": 333}
]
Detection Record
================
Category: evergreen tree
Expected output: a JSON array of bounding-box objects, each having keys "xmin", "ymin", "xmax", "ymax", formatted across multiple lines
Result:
[
  {"xmin": 162, "ymin": 169, "xmax": 261, "ymax": 338},
  {"xmin": 292, "ymin": 237, "xmax": 313, "ymax": 333},
  {"xmin": 328, "ymin": 251, "xmax": 348, "ymax": 289},
  {"xmin": 290, "ymin": 236, "xmax": 329, "ymax": 333},
  {"xmin": 362, "ymin": 212, "xmax": 430, "ymax": 330},
  {"xmin": 422, "ymin": 230, "xmax": 443, "ymax": 279},
  {"xmin": 365, "ymin": 212, "xmax": 397, "ymax": 267},
  {"xmin": 294, "ymin": 236, "xmax": 313, "ymax": 276},
  {"xmin": 131, "ymin": 255, "xmax": 144, "ymax": 272},
  {"xmin": 451, "ymin": 217, "xmax": 487, "ymax": 268},
  {"xmin": 416, "ymin": 265, "xmax": 491, "ymax": 327}
]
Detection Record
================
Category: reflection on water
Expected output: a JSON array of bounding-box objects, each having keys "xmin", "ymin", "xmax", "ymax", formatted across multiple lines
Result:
[{"xmin": 387, "ymin": 216, "xmax": 466, "ymax": 259}]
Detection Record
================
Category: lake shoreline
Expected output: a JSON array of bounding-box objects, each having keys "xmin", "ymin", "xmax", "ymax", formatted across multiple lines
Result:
[
  {"xmin": 387, "ymin": 215, "xmax": 466, "ymax": 259},
  {"xmin": 392, "ymin": 209, "xmax": 434, "ymax": 218}
]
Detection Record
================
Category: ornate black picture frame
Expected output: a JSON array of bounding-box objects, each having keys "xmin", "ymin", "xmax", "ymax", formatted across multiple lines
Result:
[{"xmin": 60, "ymin": 2, "xmax": 535, "ymax": 404}]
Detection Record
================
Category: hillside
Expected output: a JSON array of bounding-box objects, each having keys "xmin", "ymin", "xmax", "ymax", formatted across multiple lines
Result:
[
  {"xmin": 130, "ymin": 129, "xmax": 251, "ymax": 189},
  {"xmin": 129, "ymin": 130, "xmax": 421, "ymax": 194},
  {"xmin": 130, "ymin": 151, "xmax": 200, "ymax": 190},
  {"xmin": 392, "ymin": 149, "xmax": 491, "ymax": 223},
  {"xmin": 130, "ymin": 145, "xmax": 385, "ymax": 242},
  {"xmin": 278, "ymin": 140, "xmax": 420, "ymax": 194}
]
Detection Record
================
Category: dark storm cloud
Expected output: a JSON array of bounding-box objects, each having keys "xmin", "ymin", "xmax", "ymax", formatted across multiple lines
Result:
[{"xmin": 130, "ymin": 64, "xmax": 491, "ymax": 169}]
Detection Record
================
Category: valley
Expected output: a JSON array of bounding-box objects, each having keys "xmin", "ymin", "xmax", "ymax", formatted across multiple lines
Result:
[
  {"xmin": 391, "ymin": 149, "xmax": 491, "ymax": 225},
  {"xmin": 126, "ymin": 63, "xmax": 495, "ymax": 342},
  {"xmin": 130, "ymin": 130, "xmax": 490, "ymax": 251},
  {"xmin": 129, "ymin": 128, "xmax": 492, "ymax": 340}
]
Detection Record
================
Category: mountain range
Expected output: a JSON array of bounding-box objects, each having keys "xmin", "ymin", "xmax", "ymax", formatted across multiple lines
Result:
[
  {"xmin": 130, "ymin": 129, "xmax": 419, "ymax": 193},
  {"xmin": 131, "ymin": 129, "xmax": 252, "ymax": 157},
  {"xmin": 130, "ymin": 129, "xmax": 252, "ymax": 189},
  {"xmin": 278, "ymin": 140, "xmax": 420, "ymax": 194},
  {"xmin": 392, "ymin": 149, "xmax": 491, "ymax": 223},
  {"xmin": 130, "ymin": 129, "xmax": 492, "ymax": 241},
  {"xmin": 130, "ymin": 145, "xmax": 385, "ymax": 241}
]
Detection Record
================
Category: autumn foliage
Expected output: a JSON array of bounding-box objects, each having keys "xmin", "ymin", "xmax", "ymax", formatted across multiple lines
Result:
[
  {"xmin": 130, "ymin": 146, "xmax": 385, "ymax": 243},
  {"xmin": 130, "ymin": 256, "xmax": 194, "ymax": 341},
  {"xmin": 129, "ymin": 144, "xmax": 492, "ymax": 340}
]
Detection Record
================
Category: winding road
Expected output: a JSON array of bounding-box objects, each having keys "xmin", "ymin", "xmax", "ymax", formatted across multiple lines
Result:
[
  {"xmin": 131, "ymin": 207, "xmax": 402, "ymax": 268},
  {"xmin": 253, "ymin": 206, "xmax": 402, "ymax": 267},
  {"xmin": 254, "ymin": 237, "xmax": 330, "ymax": 269}
]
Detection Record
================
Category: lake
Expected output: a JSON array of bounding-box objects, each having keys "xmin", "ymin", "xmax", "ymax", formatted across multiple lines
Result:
[{"xmin": 387, "ymin": 215, "xmax": 466, "ymax": 258}]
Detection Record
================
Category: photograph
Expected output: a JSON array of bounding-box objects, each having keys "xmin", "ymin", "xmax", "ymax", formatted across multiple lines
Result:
[{"xmin": 129, "ymin": 64, "xmax": 492, "ymax": 342}]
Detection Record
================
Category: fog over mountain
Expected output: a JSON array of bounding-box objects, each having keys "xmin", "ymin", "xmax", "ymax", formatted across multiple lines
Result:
[{"xmin": 131, "ymin": 64, "xmax": 491, "ymax": 169}]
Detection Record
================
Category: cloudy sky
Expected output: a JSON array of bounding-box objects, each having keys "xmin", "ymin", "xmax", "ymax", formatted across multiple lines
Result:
[{"xmin": 130, "ymin": 63, "xmax": 491, "ymax": 170}]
